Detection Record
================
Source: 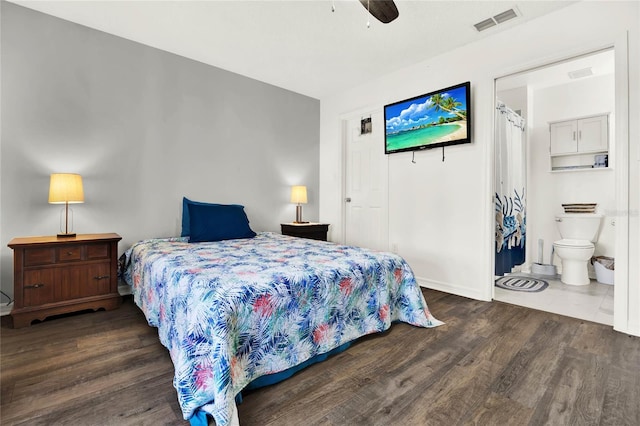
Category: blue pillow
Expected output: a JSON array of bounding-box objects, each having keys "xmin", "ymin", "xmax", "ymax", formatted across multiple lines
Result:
[
  {"xmin": 188, "ymin": 203, "xmax": 256, "ymax": 243},
  {"xmin": 181, "ymin": 197, "xmax": 242, "ymax": 237}
]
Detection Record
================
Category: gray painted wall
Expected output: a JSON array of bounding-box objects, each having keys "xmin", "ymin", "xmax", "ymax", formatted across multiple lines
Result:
[{"xmin": 0, "ymin": 3, "xmax": 320, "ymax": 299}]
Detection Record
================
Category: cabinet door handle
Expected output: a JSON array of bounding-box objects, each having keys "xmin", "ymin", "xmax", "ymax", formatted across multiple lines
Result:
[
  {"xmin": 573, "ymin": 131, "xmax": 576, "ymax": 141},
  {"xmin": 579, "ymin": 130, "xmax": 582, "ymax": 140},
  {"xmin": 24, "ymin": 283, "xmax": 45, "ymax": 289},
  {"xmin": 94, "ymin": 275, "xmax": 110, "ymax": 280}
]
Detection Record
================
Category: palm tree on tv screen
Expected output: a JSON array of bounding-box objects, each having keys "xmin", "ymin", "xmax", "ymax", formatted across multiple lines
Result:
[{"xmin": 430, "ymin": 94, "xmax": 466, "ymax": 120}]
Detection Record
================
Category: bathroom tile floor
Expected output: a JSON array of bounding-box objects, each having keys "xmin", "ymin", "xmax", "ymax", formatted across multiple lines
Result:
[{"xmin": 494, "ymin": 273, "xmax": 614, "ymax": 326}]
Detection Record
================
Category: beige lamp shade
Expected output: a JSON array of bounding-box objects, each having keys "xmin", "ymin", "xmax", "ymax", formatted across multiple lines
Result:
[
  {"xmin": 290, "ymin": 185, "xmax": 308, "ymax": 204},
  {"xmin": 48, "ymin": 173, "xmax": 84, "ymax": 204}
]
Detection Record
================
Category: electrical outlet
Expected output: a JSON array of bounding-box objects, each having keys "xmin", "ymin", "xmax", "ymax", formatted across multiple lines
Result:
[{"xmin": 391, "ymin": 243, "xmax": 398, "ymax": 253}]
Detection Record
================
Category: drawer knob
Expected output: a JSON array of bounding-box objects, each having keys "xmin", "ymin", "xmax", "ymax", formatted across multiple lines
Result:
[
  {"xmin": 94, "ymin": 275, "xmax": 110, "ymax": 281},
  {"xmin": 67, "ymin": 251, "xmax": 74, "ymax": 256},
  {"xmin": 24, "ymin": 283, "xmax": 45, "ymax": 289}
]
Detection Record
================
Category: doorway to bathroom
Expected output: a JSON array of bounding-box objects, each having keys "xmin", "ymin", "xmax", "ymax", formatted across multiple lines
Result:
[{"xmin": 493, "ymin": 48, "xmax": 616, "ymax": 326}]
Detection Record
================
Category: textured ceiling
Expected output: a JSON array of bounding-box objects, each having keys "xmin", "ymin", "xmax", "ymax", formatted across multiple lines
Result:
[{"xmin": 11, "ymin": 0, "xmax": 576, "ymax": 99}]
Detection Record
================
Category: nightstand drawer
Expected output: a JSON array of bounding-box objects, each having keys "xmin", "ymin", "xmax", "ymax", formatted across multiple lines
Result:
[
  {"xmin": 23, "ymin": 269, "xmax": 55, "ymax": 307},
  {"xmin": 57, "ymin": 246, "xmax": 83, "ymax": 262},
  {"xmin": 57, "ymin": 262, "xmax": 111, "ymax": 300},
  {"xmin": 24, "ymin": 248, "xmax": 55, "ymax": 266},
  {"xmin": 87, "ymin": 243, "xmax": 110, "ymax": 260}
]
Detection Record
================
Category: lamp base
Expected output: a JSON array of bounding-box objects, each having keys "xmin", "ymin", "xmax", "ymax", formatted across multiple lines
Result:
[
  {"xmin": 293, "ymin": 221, "xmax": 310, "ymax": 224},
  {"xmin": 295, "ymin": 205, "xmax": 305, "ymax": 224},
  {"xmin": 57, "ymin": 232, "xmax": 76, "ymax": 238}
]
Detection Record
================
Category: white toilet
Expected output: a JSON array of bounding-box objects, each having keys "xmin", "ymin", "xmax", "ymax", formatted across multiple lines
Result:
[{"xmin": 553, "ymin": 213, "xmax": 603, "ymax": 286}]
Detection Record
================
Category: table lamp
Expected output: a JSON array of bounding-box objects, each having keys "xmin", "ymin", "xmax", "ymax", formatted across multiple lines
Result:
[
  {"xmin": 49, "ymin": 173, "xmax": 84, "ymax": 237},
  {"xmin": 290, "ymin": 185, "xmax": 308, "ymax": 223}
]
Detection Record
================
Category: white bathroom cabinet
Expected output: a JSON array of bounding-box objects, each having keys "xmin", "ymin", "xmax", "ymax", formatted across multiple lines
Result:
[{"xmin": 549, "ymin": 114, "xmax": 609, "ymax": 171}]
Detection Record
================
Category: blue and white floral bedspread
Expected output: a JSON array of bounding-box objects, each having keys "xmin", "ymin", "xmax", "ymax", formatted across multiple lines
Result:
[{"xmin": 122, "ymin": 232, "xmax": 442, "ymax": 425}]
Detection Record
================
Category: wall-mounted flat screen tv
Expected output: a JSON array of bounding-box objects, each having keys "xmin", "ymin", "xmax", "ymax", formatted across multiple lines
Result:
[{"xmin": 384, "ymin": 81, "xmax": 471, "ymax": 154}]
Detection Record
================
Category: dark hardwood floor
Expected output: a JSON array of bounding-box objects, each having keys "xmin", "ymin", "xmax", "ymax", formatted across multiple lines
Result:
[{"xmin": 1, "ymin": 289, "xmax": 638, "ymax": 425}]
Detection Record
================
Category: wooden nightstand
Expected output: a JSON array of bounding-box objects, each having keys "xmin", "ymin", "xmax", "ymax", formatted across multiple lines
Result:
[
  {"xmin": 281, "ymin": 223, "xmax": 329, "ymax": 241},
  {"xmin": 8, "ymin": 233, "xmax": 122, "ymax": 328}
]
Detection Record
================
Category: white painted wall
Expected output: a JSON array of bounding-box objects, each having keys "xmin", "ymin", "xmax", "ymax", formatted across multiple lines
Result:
[
  {"xmin": 497, "ymin": 86, "xmax": 528, "ymax": 119},
  {"xmin": 528, "ymin": 74, "xmax": 616, "ymax": 276},
  {"xmin": 319, "ymin": 1, "xmax": 639, "ymax": 335},
  {"xmin": 0, "ymin": 4, "xmax": 320, "ymax": 299}
]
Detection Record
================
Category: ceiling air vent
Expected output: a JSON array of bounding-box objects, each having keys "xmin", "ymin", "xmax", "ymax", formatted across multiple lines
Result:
[
  {"xmin": 493, "ymin": 9, "xmax": 518, "ymax": 24},
  {"xmin": 474, "ymin": 8, "xmax": 519, "ymax": 32},
  {"xmin": 474, "ymin": 18, "xmax": 496, "ymax": 32}
]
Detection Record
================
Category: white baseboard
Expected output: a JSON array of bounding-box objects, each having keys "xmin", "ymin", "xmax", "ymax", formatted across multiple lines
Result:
[
  {"xmin": 118, "ymin": 284, "xmax": 132, "ymax": 296},
  {"xmin": 1, "ymin": 303, "xmax": 13, "ymax": 316},
  {"xmin": 416, "ymin": 276, "xmax": 491, "ymax": 301}
]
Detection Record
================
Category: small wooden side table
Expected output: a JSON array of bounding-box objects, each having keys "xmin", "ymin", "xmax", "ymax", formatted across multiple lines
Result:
[{"xmin": 8, "ymin": 233, "xmax": 122, "ymax": 328}]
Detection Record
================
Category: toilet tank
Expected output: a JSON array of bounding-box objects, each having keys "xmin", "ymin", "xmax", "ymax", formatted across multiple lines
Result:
[{"xmin": 555, "ymin": 213, "xmax": 603, "ymax": 242}]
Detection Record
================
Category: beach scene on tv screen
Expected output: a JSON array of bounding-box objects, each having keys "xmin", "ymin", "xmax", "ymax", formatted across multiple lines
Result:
[{"xmin": 385, "ymin": 85, "xmax": 468, "ymax": 152}]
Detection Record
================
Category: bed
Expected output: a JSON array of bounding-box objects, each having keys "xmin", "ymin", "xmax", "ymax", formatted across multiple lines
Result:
[{"xmin": 122, "ymin": 225, "xmax": 442, "ymax": 425}]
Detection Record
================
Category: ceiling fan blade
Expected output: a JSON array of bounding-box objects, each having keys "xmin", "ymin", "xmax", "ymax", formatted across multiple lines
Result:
[{"xmin": 358, "ymin": 0, "xmax": 399, "ymax": 24}]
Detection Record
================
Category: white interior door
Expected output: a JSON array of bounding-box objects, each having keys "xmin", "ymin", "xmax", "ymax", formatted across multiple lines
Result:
[{"xmin": 344, "ymin": 112, "xmax": 389, "ymax": 250}]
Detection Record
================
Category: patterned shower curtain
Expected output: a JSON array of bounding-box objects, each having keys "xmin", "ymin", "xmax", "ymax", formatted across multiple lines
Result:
[{"xmin": 495, "ymin": 101, "xmax": 526, "ymax": 276}]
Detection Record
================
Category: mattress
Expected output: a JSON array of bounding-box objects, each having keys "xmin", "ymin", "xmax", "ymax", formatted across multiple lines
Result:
[{"xmin": 122, "ymin": 232, "xmax": 442, "ymax": 425}]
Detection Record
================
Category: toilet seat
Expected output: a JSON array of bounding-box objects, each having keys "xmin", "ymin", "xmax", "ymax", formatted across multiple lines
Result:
[{"xmin": 553, "ymin": 239, "xmax": 594, "ymax": 249}]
